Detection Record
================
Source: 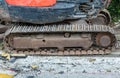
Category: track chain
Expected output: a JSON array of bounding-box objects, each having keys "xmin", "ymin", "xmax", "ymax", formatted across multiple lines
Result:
[{"xmin": 11, "ymin": 48, "xmax": 111, "ymax": 56}]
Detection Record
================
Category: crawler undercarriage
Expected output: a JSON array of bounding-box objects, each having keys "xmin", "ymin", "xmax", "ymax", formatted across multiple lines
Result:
[
  {"xmin": 3, "ymin": 20, "xmax": 120, "ymax": 56},
  {"xmin": 1, "ymin": 0, "xmax": 120, "ymax": 56}
]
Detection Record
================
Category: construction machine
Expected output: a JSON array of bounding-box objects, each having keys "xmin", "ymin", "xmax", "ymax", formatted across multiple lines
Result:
[{"xmin": 0, "ymin": 0, "xmax": 120, "ymax": 55}]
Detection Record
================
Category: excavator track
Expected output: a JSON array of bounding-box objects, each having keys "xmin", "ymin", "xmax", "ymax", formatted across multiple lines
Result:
[{"xmin": 3, "ymin": 23, "xmax": 119, "ymax": 56}]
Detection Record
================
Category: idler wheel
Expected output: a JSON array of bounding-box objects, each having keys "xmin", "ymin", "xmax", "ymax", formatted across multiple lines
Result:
[
  {"xmin": 90, "ymin": 14, "xmax": 108, "ymax": 25},
  {"xmin": 95, "ymin": 33, "xmax": 113, "ymax": 47}
]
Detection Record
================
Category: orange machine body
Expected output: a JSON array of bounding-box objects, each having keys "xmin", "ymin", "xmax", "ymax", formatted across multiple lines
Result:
[{"xmin": 5, "ymin": 0, "xmax": 56, "ymax": 7}]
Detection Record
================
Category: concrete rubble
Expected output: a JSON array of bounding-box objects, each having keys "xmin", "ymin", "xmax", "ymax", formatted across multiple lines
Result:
[{"xmin": 0, "ymin": 50, "xmax": 120, "ymax": 78}]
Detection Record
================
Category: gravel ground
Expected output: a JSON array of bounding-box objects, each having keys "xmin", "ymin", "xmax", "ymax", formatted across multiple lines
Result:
[{"xmin": 1, "ymin": 50, "xmax": 120, "ymax": 78}]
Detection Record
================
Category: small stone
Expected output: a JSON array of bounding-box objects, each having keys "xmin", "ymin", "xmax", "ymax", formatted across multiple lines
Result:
[
  {"xmin": 31, "ymin": 65, "xmax": 38, "ymax": 70},
  {"xmin": 116, "ymin": 67, "xmax": 120, "ymax": 70},
  {"xmin": 58, "ymin": 71, "xmax": 64, "ymax": 74},
  {"xmin": 10, "ymin": 68, "xmax": 20, "ymax": 72},
  {"xmin": 47, "ymin": 68, "xmax": 55, "ymax": 72},
  {"xmin": 27, "ymin": 76, "xmax": 34, "ymax": 78},
  {"xmin": 106, "ymin": 69, "xmax": 111, "ymax": 72},
  {"xmin": 72, "ymin": 63, "xmax": 76, "ymax": 67},
  {"xmin": 102, "ymin": 59, "xmax": 105, "ymax": 61},
  {"xmin": 88, "ymin": 58, "xmax": 96, "ymax": 62},
  {"xmin": 9, "ymin": 57, "xmax": 16, "ymax": 63},
  {"xmin": 82, "ymin": 70, "xmax": 87, "ymax": 73}
]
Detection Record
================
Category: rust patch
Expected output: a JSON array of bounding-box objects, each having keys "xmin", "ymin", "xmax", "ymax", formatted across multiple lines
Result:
[
  {"xmin": 13, "ymin": 35, "xmax": 93, "ymax": 50},
  {"xmin": 95, "ymin": 33, "xmax": 113, "ymax": 47}
]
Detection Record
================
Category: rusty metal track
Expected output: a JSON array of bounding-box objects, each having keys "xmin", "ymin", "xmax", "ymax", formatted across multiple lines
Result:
[{"xmin": 3, "ymin": 23, "xmax": 118, "ymax": 55}]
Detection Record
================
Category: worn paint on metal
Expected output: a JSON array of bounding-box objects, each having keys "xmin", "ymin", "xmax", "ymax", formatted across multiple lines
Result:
[{"xmin": 0, "ymin": 0, "xmax": 108, "ymax": 24}]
